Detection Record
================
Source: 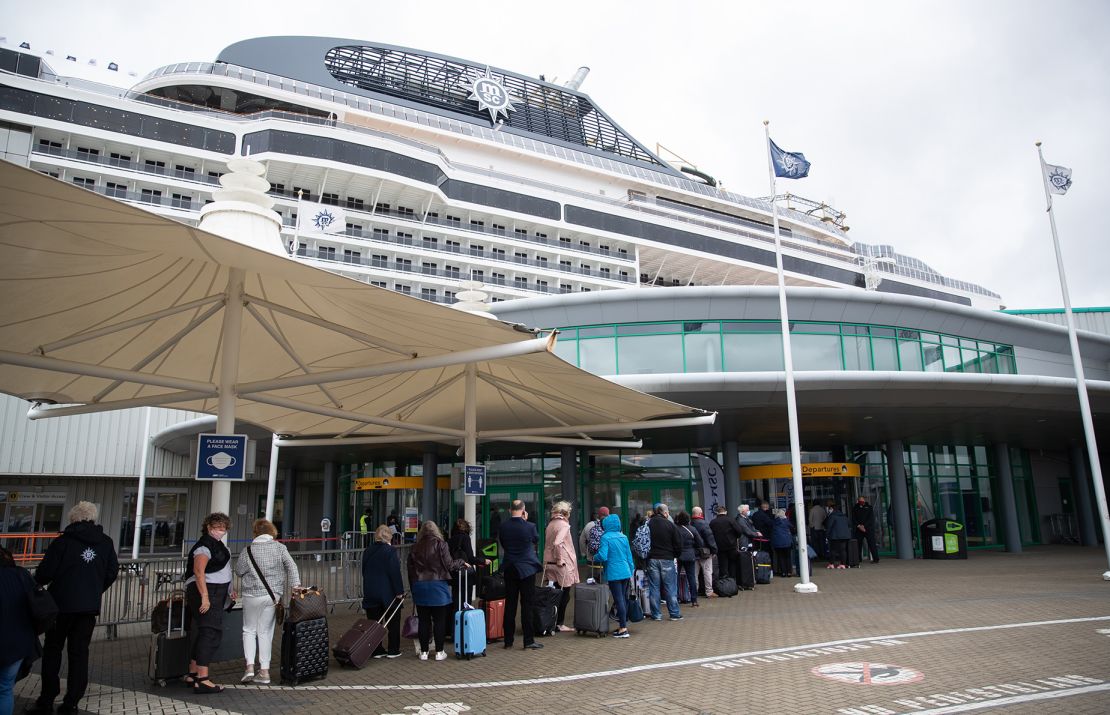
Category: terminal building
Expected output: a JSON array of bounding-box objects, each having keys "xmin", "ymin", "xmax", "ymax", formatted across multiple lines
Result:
[{"xmin": 0, "ymin": 36, "xmax": 1106, "ymax": 559}]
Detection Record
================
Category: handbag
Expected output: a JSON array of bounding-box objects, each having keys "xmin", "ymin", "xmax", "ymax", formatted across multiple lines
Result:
[
  {"xmin": 287, "ymin": 585, "xmax": 328, "ymax": 622},
  {"xmin": 150, "ymin": 588, "xmax": 186, "ymax": 633},
  {"xmin": 29, "ymin": 581, "xmax": 59, "ymax": 635},
  {"xmin": 401, "ymin": 607, "xmax": 420, "ymax": 639},
  {"xmin": 626, "ymin": 579, "xmax": 644, "ymax": 623},
  {"xmin": 246, "ymin": 545, "xmax": 284, "ymax": 626}
]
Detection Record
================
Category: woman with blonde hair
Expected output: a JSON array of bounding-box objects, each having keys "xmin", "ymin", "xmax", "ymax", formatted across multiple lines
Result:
[
  {"xmin": 406, "ymin": 521, "xmax": 472, "ymax": 661},
  {"xmin": 542, "ymin": 501, "xmax": 579, "ymax": 632},
  {"xmin": 234, "ymin": 518, "xmax": 300, "ymax": 685},
  {"xmin": 361, "ymin": 524, "xmax": 405, "ymax": 659}
]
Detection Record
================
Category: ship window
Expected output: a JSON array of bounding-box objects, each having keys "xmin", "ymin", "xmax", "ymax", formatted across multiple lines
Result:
[
  {"xmin": 346, "ymin": 197, "xmax": 364, "ymax": 210},
  {"xmin": 321, "ymin": 192, "xmax": 339, "ymax": 206}
]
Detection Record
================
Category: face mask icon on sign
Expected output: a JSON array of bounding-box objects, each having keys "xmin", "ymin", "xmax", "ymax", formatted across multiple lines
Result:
[{"xmin": 206, "ymin": 452, "xmax": 237, "ymax": 470}]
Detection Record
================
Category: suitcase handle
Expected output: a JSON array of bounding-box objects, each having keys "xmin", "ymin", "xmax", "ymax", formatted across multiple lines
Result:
[{"xmin": 378, "ymin": 593, "xmax": 406, "ymax": 627}]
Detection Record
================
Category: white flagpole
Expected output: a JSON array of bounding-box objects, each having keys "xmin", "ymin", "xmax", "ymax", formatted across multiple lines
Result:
[
  {"xmin": 764, "ymin": 121, "xmax": 816, "ymax": 593},
  {"xmin": 1035, "ymin": 142, "xmax": 1110, "ymax": 580}
]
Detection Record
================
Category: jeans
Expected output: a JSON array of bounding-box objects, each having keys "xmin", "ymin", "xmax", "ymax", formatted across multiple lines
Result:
[
  {"xmin": 0, "ymin": 659, "xmax": 21, "ymax": 715},
  {"xmin": 242, "ymin": 594, "xmax": 277, "ymax": 669},
  {"xmin": 38, "ymin": 612, "xmax": 96, "ymax": 708},
  {"xmin": 646, "ymin": 558, "xmax": 680, "ymax": 619},
  {"xmin": 607, "ymin": 578, "xmax": 629, "ymax": 629},
  {"xmin": 697, "ymin": 556, "xmax": 714, "ymax": 596}
]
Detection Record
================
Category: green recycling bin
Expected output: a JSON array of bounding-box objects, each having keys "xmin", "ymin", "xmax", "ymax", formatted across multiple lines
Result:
[{"xmin": 920, "ymin": 518, "xmax": 968, "ymax": 559}]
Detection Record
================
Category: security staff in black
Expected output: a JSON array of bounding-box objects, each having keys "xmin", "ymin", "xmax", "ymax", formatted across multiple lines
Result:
[
  {"xmin": 26, "ymin": 501, "xmax": 118, "ymax": 715},
  {"xmin": 851, "ymin": 496, "xmax": 880, "ymax": 564}
]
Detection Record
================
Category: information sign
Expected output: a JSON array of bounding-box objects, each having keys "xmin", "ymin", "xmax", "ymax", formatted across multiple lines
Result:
[
  {"xmin": 464, "ymin": 465, "xmax": 486, "ymax": 496},
  {"xmin": 196, "ymin": 434, "xmax": 247, "ymax": 481}
]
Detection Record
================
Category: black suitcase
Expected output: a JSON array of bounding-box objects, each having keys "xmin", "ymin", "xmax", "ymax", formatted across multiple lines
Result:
[
  {"xmin": 280, "ymin": 616, "xmax": 329, "ymax": 685},
  {"xmin": 755, "ymin": 550, "xmax": 773, "ymax": 584},
  {"xmin": 532, "ymin": 583, "xmax": 561, "ymax": 636},
  {"xmin": 737, "ymin": 550, "xmax": 756, "ymax": 590},
  {"xmin": 148, "ymin": 590, "xmax": 190, "ymax": 686},
  {"xmin": 847, "ymin": 542, "xmax": 861, "ymax": 568}
]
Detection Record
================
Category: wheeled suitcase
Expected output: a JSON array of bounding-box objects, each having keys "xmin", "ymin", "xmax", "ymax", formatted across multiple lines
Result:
[
  {"xmin": 847, "ymin": 542, "xmax": 861, "ymax": 568},
  {"xmin": 148, "ymin": 589, "xmax": 190, "ymax": 686},
  {"xmin": 280, "ymin": 616, "xmax": 329, "ymax": 685},
  {"xmin": 333, "ymin": 595, "xmax": 404, "ymax": 669},
  {"xmin": 755, "ymin": 550, "xmax": 773, "ymax": 584},
  {"xmin": 454, "ymin": 570, "xmax": 486, "ymax": 659},
  {"xmin": 737, "ymin": 550, "xmax": 756, "ymax": 590},
  {"xmin": 573, "ymin": 581, "xmax": 610, "ymax": 637},
  {"xmin": 481, "ymin": 598, "xmax": 506, "ymax": 642},
  {"xmin": 533, "ymin": 582, "xmax": 561, "ymax": 636}
]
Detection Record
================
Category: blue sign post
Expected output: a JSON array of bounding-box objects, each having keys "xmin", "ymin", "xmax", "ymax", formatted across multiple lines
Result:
[
  {"xmin": 196, "ymin": 433, "xmax": 248, "ymax": 481},
  {"xmin": 464, "ymin": 464, "xmax": 486, "ymax": 496}
]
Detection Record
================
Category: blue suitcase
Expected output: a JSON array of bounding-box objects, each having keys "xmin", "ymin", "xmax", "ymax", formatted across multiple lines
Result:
[{"xmin": 454, "ymin": 570, "xmax": 486, "ymax": 659}]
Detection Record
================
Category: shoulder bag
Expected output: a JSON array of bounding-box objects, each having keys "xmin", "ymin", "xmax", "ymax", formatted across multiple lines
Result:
[
  {"xmin": 288, "ymin": 585, "xmax": 328, "ymax": 623},
  {"xmin": 246, "ymin": 545, "xmax": 285, "ymax": 626},
  {"xmin": 29, "ymin": 580, "xmax": 59, "ymax": 635},
  {"xmin": 685, "ymin": 526, "xmax": 711, "ymax": 560}
]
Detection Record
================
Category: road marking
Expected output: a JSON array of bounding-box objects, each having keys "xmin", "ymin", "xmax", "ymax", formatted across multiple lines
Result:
[
  {"xmin": 230, "ymin": 614, "xmax": 1110, "ymax": 692},
  {"xmin": 813, "ymin": 662, "xmax": 924, "ymax": 685},
  {"xmin": 894, "ymin": 681, "xmax": 1110, "ymax": 714},
  {"xmin": 839, "ymin": 673, "xmax": 1105, "ymax": 713}
]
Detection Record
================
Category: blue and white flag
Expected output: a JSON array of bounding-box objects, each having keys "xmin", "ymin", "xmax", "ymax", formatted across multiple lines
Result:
[
  {"xmin": 769, "ymin": 139, "xmax": 811, "ymax": 179},
  {"xmin": 1043, "ymin": 162, "xmax": 1072, "ymax": 195},
  {"xmin": 296, "ymin": 200, "xmax": 347, "ymax": 235}
]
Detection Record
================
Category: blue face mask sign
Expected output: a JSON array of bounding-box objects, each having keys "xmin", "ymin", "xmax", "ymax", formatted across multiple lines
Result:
[{"xmin": 196, "ymin": 433, "xmax": 248, "ymax": 480}]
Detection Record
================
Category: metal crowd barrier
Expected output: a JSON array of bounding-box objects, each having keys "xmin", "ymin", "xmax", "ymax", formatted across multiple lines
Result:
[{"xmin": 90, "ymin": 541, "xmax": 412, "ymax": 636}]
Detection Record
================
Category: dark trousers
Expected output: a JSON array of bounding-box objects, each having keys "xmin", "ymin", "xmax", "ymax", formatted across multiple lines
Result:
[
  {"xmin": 365, "ymin": 604, "xmax": 402, "ymax": 656},
  {"xmin": 773, "ymin": 547, "xmax": 793, "ymax": 576},
  {"xmin": 855, "ymin": 530, "xmax": 880, "ymax": 562},
  {"xmin": 607, "ymin": 578, "xmax": 629, "ymax": 629},
  {"xmin": 37, "ymin": 612, "xmax": 96, "ymax": 707},
  {"xmin": 829, "ymin": 539, "xmax": 849, "ymax": 566},
  {"xmin": 416, "ymin": 603, "xmax": 451, "ymax": 653},
  {"xmin": 811, "ymin": 529, "xmax": 827, "ymax": 558},
  {"xmin": 185, "ymin": 581, "xmax": 228, "ymax": 667},
  {"xmin": 555, "ymin": 586, "xmax": 571, "ymax": 627},
  {"xmin": 503, "ymin": 569, "xmax": 536, "ymax": 647},
  {"xmin": 717, "ymin": 549, "xmax": 739, "ymax": 583}
]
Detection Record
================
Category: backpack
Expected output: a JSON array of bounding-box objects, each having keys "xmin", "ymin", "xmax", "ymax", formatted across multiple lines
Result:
[
  {"xmin": 632, "ymin": 522, "xmax": 651, "ymax": 559},
  {"xmin": 587, "ymin": 523, "xmax": 603, "ymax": 556}
]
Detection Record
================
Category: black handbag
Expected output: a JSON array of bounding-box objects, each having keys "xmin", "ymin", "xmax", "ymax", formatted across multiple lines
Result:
[{"xmin": 29, "ymin": 581, "xmax": 58, "ymax": 635}]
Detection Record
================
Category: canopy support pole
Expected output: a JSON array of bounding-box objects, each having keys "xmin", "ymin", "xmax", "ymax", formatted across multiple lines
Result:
[
  {"xmin": 465, "ymin": 363, "xmax": 477, "ymax": 551},
  {"xmin": 265, "ymin": 435, "xmax": 280, "ymax": 521},
  {"xmin": 131, "ymin": 406, "xmax": 153, "ymax": 560},
  {"xmin": 212, "ymin": 267, "xmax": 245, "ymax": 517}
]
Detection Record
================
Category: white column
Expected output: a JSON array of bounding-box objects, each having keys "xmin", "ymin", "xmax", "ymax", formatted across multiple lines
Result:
[
  {"xmin": 265, "ymin": 436, "xmax": 280, "ymax": 521},
  {"xmin": 464, "ymin": 363, "xmax": 478, "ymax": 551},
  {"xmin": 131, "ymin": 407, "xmax": 153, "ymax": 559}
]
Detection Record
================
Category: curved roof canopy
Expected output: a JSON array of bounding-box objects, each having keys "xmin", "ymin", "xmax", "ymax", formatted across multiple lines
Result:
[{"xmin": 0, "ymin": 162, "xmax": 708, "ymax": 447}]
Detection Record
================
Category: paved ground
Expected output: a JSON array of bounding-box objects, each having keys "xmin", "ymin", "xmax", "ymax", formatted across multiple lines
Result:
[{"xmin": 13, "ymin": 546, "xmax": 1110, "ymax": 714}]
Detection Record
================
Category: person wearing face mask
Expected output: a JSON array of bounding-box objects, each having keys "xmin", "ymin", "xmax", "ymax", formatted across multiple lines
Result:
[{"xmin": 184, "ymin": 512, "xmax": 236, "ymax": 694}]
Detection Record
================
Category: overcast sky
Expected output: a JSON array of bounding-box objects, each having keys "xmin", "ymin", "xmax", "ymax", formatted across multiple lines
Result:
[{"xmin": 6, "ymin": 0, "xmax": 1108, "ymax": 308}]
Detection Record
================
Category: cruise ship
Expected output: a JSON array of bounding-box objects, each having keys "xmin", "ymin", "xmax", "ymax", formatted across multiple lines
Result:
[{"xmin": 0, "ymin": 35, "xmax": 1001, "ymax": 309}]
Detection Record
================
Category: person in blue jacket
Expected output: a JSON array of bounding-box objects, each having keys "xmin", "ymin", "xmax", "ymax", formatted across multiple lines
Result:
[
  {"xmin": 361, "ymin": 524, "xmax": 405, "ymax": 658},
  {"xmin": 770, "ymin": 508, "xmax": 795, "ymax": 577},
  {"xmin": 593, "ymin": 513, "xmax": 635, "ymax": 638}
]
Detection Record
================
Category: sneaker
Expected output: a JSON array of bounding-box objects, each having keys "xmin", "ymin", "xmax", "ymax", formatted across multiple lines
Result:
[
  {"xmin": 373, "ymin": 653, "xmax": 389, "ymax": 659},
  {"xmin": 826, "ymin": 564, "xmax": 835, "ymax": 569},
  {"xmin": 418, "ymin": 651, "xmax": 429, "ymax": 661},
  {"xmin": 385, "ymin": 652, "xmax": 403, "ymax": 659},
  {"xmin": 837, "ymin": 564, "xmax": 847, "ymax": 569},
  {"xmin": 613, "ymin": 630, "xmax": 630, "ymax": 638},
  {"xmin": 240, "ymin": 671, "xmax": 255, "ymax": 684},
  {"xmin": 254, "ymin": 673, "xmax": 270, "ymax": 685},
  {"xmin": 707, "ymin": 593, "xmax": 718, "ymax": 598},
  {"xmin": 650, "ymin": 616, "xmax": 663, "ymax": 621},
  {"xmin": 435, "ymin": 651, "xmax": 448, "ymax": 661},
  {"xmin": 670, "ymin": 615, "xmax": 684, "ymax": 621}
]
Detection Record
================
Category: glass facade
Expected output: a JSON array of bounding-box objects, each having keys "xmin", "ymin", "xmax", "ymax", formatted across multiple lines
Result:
[{"xmin": 555, "ymin": 320, "xmax": 1017, "ymax": 375}]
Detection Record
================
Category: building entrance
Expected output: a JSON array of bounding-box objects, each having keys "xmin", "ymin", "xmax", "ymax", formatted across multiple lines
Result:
[
  {"xmin": 482, "ymin": 486, "xmax": 545, "ymax": 552},
  {"xmin": 1, "ymin": 489, "xmax": 64, "ymax": 557},
  {"xmin": 620, "ymin": 481, "xmax": 690, "ymax": 533}
]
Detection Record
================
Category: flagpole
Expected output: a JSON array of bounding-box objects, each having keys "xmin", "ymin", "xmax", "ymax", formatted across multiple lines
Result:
[
  {"xmin": 1035, "ymin": 142, "xmax": 1110, "ymax": 580},
  {"xmin": 764, "ymin": 121, "xmax": 816, "ymax": 593}
]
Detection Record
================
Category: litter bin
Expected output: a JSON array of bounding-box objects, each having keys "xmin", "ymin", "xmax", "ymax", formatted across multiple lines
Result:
[{"xmin": 919, "ymin": 518, "xmax": 967, "ymax": 559}]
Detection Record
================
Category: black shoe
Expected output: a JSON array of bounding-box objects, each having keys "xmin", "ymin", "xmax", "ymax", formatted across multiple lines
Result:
[
  {"xmin": 524, "ymin": 642, "xmax": 544, "ymax": 650},
  {"xmin": 503, "ymin": 642, "xmax": 513, "ymax": 649},
  {"xmin": 24, "ymin": 704, "xmax": 53, "ymax": 715}
]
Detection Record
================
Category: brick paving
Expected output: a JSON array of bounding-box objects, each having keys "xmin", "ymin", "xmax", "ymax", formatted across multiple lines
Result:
[{"xmin": 12, "ymin": 545, "xmax": 1110, "ymax": 714}]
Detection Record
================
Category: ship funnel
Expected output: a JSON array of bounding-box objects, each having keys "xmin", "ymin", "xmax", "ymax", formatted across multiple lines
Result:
[{"xmin": 564, "ymin": 66, "xmax": 590, "ymax": 91}]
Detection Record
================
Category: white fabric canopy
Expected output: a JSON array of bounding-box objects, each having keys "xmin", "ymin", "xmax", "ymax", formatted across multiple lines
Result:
[{"xmin": 0, "ymin": 161, "xmax": 705, "ymax": 444}]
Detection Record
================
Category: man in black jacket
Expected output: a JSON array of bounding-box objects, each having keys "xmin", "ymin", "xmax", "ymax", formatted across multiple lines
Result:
[
  {"xmin": 645, "ymin": 503, "xmax": 683, "ymax": 621},
  {"xmin": 498, "ymin": 500, "xmax": 543, "ymax": 650},
  {"xmin": 691, "ymin": 507, "xmax": 718, "ymax": 597},
  {"xmin": 736, "ymin": 504, "xmax": 763, "ymax": 551},
  {"xmin": 851, "ymin": 496, "xmax": 880, "ymax": 564},
  {"xmin": 27, "ymin": 501, "xmax": 118, "ymax": 715},
  {"xmin": 710, "ymin": 506, "xmax": 744, "ymax": 584},
  {"xmin": 751, "ymin": 501, "xmax": 775, "ymax": 549}
]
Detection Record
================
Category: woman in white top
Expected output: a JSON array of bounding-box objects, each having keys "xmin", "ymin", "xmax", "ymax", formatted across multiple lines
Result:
[
  {"xmin": 234, "ymin": 519, "xmax": 300, "ymax": 685},
  {"xmin": 184, "ymin": 512, "xmax": 235, "ymax": 694}
]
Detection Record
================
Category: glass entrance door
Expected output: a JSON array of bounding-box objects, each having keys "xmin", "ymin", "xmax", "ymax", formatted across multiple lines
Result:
[
  {"xmin": 481, "ymin": 487, "xmax": 545, "ymax": 554},
  {"xmin": 619, "ymin": 481, "xmax": 690, "ymax": 534}
]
